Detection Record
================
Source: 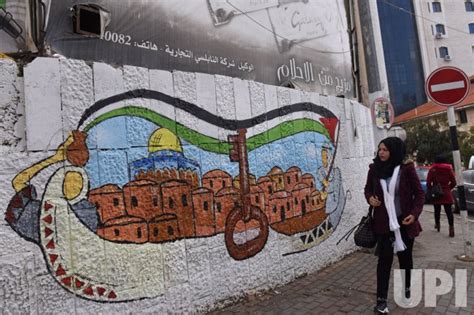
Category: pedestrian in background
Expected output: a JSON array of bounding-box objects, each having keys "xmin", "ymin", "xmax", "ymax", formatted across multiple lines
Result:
[
  {"xmin": 364, "ymin": 137, "xmax": 425, "ymax": 314},
  {"xmin": 427, "ymin": 154, "xmax": 456, "ymax": 237}
]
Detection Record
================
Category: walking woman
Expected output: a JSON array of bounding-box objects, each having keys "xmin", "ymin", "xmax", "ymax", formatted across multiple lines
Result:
[
  {"xmin": 364, "ymin": 137, "xmax": 425, "ymax": 313},
  {"xmin": 427, "ymin": 154, "xmax": 456, "ymax": 237}
]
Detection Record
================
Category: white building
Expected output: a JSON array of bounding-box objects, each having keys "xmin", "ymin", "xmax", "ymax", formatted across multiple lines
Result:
[{"xmin": 413, "ymin": 0, "xmax": 474, "ymax": 78}]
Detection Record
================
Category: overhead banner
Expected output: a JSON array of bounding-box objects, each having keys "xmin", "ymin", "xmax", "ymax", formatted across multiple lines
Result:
[{"xmin": 45, "ymin": 0, "xmax": 353, "ymax": 97}]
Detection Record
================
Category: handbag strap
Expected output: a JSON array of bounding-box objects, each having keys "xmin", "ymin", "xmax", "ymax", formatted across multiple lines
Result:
[
  {"xmin": 336, "ymin": 223, "xmax": 360, "ymax": 245},
  {"xmin": 336, "ymin": 206, "xmax": 373, "ymax": 245}
]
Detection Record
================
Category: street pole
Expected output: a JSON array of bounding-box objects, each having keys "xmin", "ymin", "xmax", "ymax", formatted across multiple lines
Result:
[{"xmin": 447, "ymin": 106, "xmax": 474, "ymax": 261}]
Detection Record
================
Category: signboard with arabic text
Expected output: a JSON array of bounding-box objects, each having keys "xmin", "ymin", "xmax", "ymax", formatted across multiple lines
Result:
[{"xmin": 45, "ymin": 0, "xmax": 353, "ymax": 97}]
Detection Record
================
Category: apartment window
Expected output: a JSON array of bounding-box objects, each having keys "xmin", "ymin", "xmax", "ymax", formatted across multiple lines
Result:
[
  {"xmin": 459, "ymin": 110, "xmax": 468, "ymax": 124},
  {"xmin": 469, "ymin": 23, "xmax": 474, "ymax": 34},
  {"xmin": 466, "ymin": 1, "xmax": 474, "ymax": 11},
  {"xmin": 435, "ymin": 24, "xmax": 445, "ymax": 35},
  {"xmin": 432, "ymin": 2, "xmax": 442, "ymax": 12},
  {"xmin": 439, "ymin": 46, "xmax": 449, "ymax": 58}
]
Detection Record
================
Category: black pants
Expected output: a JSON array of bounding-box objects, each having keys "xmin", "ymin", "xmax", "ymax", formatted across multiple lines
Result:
[
  {"xmin": 434, "ymin": 204, "xmax": 454, "ymax": 226},
  {"xmin": 376, "ymin": 227, "xmax": 414, "ymax": 300}
]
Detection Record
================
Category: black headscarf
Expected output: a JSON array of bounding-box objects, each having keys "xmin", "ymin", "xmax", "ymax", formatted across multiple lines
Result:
[
  {"xmin": 373, "ymin": 137, "xmax": 406, "ymax": 179},
  {"xmin": 434, "ymin": 154, "xmax": 448, "ymax": 164}
]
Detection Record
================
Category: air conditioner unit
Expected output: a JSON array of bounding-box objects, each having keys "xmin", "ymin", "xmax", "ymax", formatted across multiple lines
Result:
[
  {"xmin": 435, "ymin": 32, "xmax": 443, "ymax": 39},
  {"xmin": 444, "ymin": 55, "xmax": 452, "ymax": 61}
]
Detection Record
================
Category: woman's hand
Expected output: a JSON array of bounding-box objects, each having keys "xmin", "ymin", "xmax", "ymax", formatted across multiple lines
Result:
[
  {"xmin": 368, "ymin": 195, "xmax": 381, "ymax": 207},
  {"xmin": 402, "ymin": 214, "xmax": 415, "ymax": 225}
]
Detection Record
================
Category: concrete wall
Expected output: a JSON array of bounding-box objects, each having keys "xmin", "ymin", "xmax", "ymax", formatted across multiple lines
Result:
[{"xmin": 0, "ymin": 57, "xmax": 375, "ymax": 313}]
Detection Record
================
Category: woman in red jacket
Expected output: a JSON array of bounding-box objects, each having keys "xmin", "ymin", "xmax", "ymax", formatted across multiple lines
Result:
[
  {"xmin": 427, "ymin": 154, "xmax": 456, "ymax": 237},
  {"xmin": 364, "ymin": 137, "xmax": 425, "ymax": 314}
]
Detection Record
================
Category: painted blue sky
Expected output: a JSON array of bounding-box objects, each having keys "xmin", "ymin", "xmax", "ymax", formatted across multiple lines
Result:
[{"xmin": 85, "ymin": 117, "xmax": 333, "ymax": 189}]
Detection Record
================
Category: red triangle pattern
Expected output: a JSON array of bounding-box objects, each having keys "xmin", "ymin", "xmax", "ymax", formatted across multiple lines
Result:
[
  {"xmin": 108, "ymin": 291, "xmax": 117, "ymax": 299},
  {"xmin": 56, "ymin": 264, "xmax": 66, "ymax": 276},
  {"xmin": 44, "ymin": 227, "xmax": 53, "ymax": 238},
  {"xmin": 44, "ymin": 202, "xmax": 53, "ymax": 211},
  {"xmin": 75, "ymin": 278, "xmax": 85, "ymax": 289},
  {"xmin": 43, "ymin": 214, "xmax": 53, "ymax": 224},
  {"xmin": 46, "ymin": 239, "xmax": 55, "ymax": 249},
  {"xmin": 49, "ymin": 254, "xmax": 58, "ymax": 265},
  {"xmin": 83, "ymin": 286, "xmax": 94, "ymax": 296},
  {"xmin": 61, "ymin": 276, "xmax": 72, "ymax": 287},
  {"xmin": 97, "ymin": 287, "xmax": 106, "ymax": 296}
]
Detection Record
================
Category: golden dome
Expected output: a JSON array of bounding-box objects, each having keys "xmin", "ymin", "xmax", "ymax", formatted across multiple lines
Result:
[{"xmin": 148, "ymin": 128, "xmax": 182, "ymax": 153}]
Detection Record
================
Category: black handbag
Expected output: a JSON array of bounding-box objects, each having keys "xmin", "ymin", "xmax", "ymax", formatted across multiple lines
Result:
[
  {"xmin": 353, "ymin": 208, "xmax": 376, "ymax": 248},
  {"xmin": 428, "ymin": 182, "xmax": 444, "ymax": 200},
  {"xmin": 337, "ymin": 207, "xmax": 376, "ymax": 248}
]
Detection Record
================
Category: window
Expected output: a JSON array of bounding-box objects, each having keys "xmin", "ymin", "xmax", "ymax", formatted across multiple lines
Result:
[
  {"xmin": 439, "ymin": 46, "xmax": 449, "ymax": 58},
  {"xmin": 113, "ymin": 198, "xmax": 119, "ymax": 206},
  {"xmin": 153, "ymin": 227, "xmax": 159, "ymax": 237},
  {"xmin": 222, "ymin": 180, "xmax": 226, "ymax": 187},
  {"xmin": 435, "ymin": 24, "xmax": 445, "ymax": 35},
  {"xmin": 294, "ymin": 197, "xmax": 298, "ymax": 205},
  {"xmin": 466, "ymin": 2, "xmax": 474, "ymax": 11},
  {"xmin": 216, "ymin": 202, "xmax": 222, "ymax": 212},
  {"xmin": 137, "ymin": 227, "xmax": 142, "ymax": 238},
  {"xmin": 432, "ymin": 2, "xmax": 442, "ymax": 12},
  {"xmin": 268, "ymin": 185, "xmax": 273, "ymax": 193},
  {"xmin": 114, "ymin": 229, "xmax": 120, "ymax": 236},
  {"xmin": 203, "ymin": 201, "xmax": 208, "ymax": 211},
  {"xmin": 152, "ymin": 197, "xmax": 158, "ymax": 207},
  {"xmin": 181, "ymin": 194, "xmax": 188, "ymax": 207},
  {"xmin": 459, "ymin": 110, "xmax": 468, "ymax": 124},
  {"xmin": 287, "ymin": 176, "xmax": 291, "ymax": 184},
  {"xmin": 167, "ymin": 225, "xmax": 174, "ymax": 236},
  {"xmin": 255, "ymin": 196, "xmax": 259, "ymax": 203},
  {"xmin": 131, "ymin": 196, "xmax": 138, "ymax": 207},
  {"xmin": 469, "ymin": 23, "xmax": 474, "ymax": 34},
  {"xmin": 168, "ymin": 197, "xmax": 174, "ymax": 209}
]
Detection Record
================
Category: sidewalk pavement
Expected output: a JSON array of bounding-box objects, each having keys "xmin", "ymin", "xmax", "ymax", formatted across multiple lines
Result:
[{"xmin": 208, "ymin": 205, "xmax": 474, "ymax": 314}]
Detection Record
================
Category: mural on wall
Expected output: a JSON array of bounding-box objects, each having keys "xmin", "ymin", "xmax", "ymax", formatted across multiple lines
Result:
[{"xmin": 5, "ymin": 89, "xmax": 346, "ymax": 302}]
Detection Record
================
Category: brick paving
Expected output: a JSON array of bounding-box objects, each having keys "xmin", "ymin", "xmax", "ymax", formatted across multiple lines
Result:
[{"xmin": 208, "ymin": 206, "xmax": 474, "ymax": 314}]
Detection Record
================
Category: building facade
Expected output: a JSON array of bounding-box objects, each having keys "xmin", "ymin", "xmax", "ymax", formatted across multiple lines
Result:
[
  {"xmin": 413, "ymin": 0, "xmax": 474, "ymax": 79},
  {"xmin": 377, "ymin": 0, "xmax": 427, "ymax": 115}
]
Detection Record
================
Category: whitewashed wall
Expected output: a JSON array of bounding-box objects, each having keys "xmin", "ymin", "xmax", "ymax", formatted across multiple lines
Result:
[{"xmin": 0, "ymin": 57, "xmax": 375, "ymax": 314}]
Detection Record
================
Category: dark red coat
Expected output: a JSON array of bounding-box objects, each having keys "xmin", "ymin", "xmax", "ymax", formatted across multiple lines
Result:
[
  {"xmin": 426, "ymin": 163, "xmax": 456, "ymax": 204},
  {"xmin": 364, "ymin": 162, "xmax": 425, "ymax": 238}
]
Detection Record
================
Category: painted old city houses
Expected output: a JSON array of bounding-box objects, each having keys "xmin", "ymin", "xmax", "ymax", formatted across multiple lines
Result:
[{"xmin": 88, "ymin": 152, "xmax": 327, "ymax": 243}]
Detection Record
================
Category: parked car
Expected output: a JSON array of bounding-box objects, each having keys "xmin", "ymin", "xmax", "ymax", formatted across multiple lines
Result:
[
  {"xmin": 452, "ymin": 169, "xmax": 474, "ymax": 215},
  {"xmin": 415, "ymin": 166, "xmax": 430, "ymax": 203}
]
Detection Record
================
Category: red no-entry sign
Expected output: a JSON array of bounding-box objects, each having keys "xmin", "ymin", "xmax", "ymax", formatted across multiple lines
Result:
[{"xmin": 425, "ymin": 67, "xmax": 471, "ymax": 106}]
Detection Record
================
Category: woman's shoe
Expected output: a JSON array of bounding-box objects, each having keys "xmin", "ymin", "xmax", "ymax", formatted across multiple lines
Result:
[
  {"xmin": 449, "ymin": 226, "xmax": 455, "ymax": 237},
  {"xmin": 374, "ymin": 298, "xmax": 389, "ymax": 313},
  {"xmin": 435, "ymin": 223, "xmax": 440, "ymax": 232}
]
